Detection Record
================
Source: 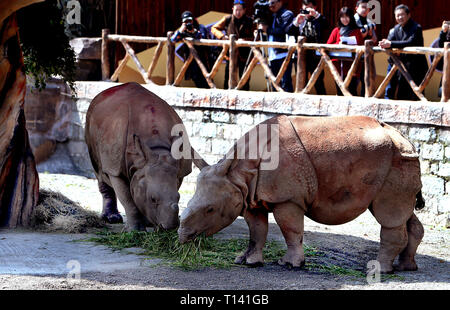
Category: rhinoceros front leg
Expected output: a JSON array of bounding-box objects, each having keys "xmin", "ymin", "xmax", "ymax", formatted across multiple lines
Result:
[
  {"xmin": 273, "ymin": 202, "xmax": 305, "ymax": 269},
  {"xmin": 108, "ymin": 176, "xmax": 147, "ymax": 231},
  {"xmin": 98, "ymin": 182, "xmax": 123, "ymax": 224},
  {"xmin": 235, "ymin": 208, "xmax": 268, "ymax": 267}
]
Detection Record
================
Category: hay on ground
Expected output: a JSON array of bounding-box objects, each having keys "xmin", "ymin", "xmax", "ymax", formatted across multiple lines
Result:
[{"xmin": 31, "ymin": 189, "xmax": 105, "ymax": 233}]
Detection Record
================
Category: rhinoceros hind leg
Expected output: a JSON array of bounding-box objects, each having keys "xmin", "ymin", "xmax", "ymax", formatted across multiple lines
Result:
[
  {"xmin": 377, "ymin": 224, "xmax": 408, "ymax": 274},
  {"xmin": 273, "ymin": 202, "xmax": 305, "ymax": 269},
  {"xmin": 395, "ymin": 213, "xmax": 423, "ymax": 271},
  {"xmin": 235, "ymin": 208, "xmax": 268, "ymax": 267},
  {"xmin": 98, "ymin": 182, "xmax": 123, "ymax": 224}
]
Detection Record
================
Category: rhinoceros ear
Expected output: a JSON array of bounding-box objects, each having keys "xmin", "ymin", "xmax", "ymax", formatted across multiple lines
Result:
[
  {"xmin": 127, "ymin": 134, "xmax": 147, "ymax": 170},
  {"xmin": 215, "ymin": 145, "xmax": 239, "ymax": 176}
]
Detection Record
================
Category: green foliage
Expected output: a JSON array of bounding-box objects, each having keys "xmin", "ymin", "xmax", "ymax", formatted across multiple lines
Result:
[{"xmin": 17, "ymin": 0, "xmax": 76, "ymax": 93}]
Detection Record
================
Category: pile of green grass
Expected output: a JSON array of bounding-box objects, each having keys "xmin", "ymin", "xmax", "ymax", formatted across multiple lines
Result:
[{"xmin": 88, "ymin": 230, "xmax": 318, "ymax": 270}]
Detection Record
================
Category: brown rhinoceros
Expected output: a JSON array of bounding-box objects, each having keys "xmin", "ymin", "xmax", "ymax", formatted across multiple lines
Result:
[
  {"xmin": 85, "ymin": 82, "xmax": 206, "ymax": 231},
  {"xmin": 178, "ymin": 115, "xmax": 425, "ymax": 274}
]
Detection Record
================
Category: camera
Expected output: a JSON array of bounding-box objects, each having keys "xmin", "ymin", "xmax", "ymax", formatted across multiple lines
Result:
[
  {"xmin": 254, "ymin": 0, "xmax": 272, "ymax": 25},
  {"xmin": 361, "ymin": 23, "xmax": 375, "ymax": 34},
  {"xmin": 300, "ymin": 9, "xmax": 310, "ymax": 14},
  {"xmin": 185, "ymin": 22, "xmax": 194, "ymax": 31}
]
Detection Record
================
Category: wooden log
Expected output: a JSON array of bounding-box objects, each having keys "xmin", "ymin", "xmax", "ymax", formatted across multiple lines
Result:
[
  {"xmin": 236, "ymin": 50, "xmax": 258, "ymax": 90},
  {"xmin": 0, "ymin": 13, "xmax": 39, "ymax": 228},
  {"xmin": 101, "ymin": 29, "xmax": 111, "ymax": 81},
  {"xmin": 364, "ymin": 40, "xmax": 376, "ymax": 97},
  {"xmin": 252, "ymin": 48, "xmax": 284, "ymax": 92},
  {"xmin": 418, "ymin": 53, "xmax": 443, "ymax": 94},
  {"xmin": 387, "ymin": 51, "xmax": 427, "ymax": 101},
  {"xmin": 295, "ymin": 36, "xmax": 307, "ymax": 93},
  {"xmin": 185, "ymin": 40, "xmax": 215, "ymax": 88},
  {"xmin": 301, "ymin": 58, "xmax": 325, "ymax": 94},
  {"xmin": 107, "ymin": 34, "xmax": 167, "ymax": 44},
  {"xmin": 110, "ymin": 53, "xmax": 130, "ymax": 82},
  {"xmin": 174, "ymin": 54, "xmax": 194, "ymax": 86},
  {"xmin": 442, "ymin": 42, "xmax": 450, "ymax": 102},
  {"xmin": 344, "ymin": 50, "xmax": 363, "ymax": 89},
  {"xmin": 228, "ymin": 34, "xmax": 238, "ymax": 89},
  {"xmin": 147, "ymin": 41, "xmax": 164, "ymax": 80},
  {"xmin": 166, "ymin": 31, "xmax": 175, "ymax": 85},
  {"xmin": 320, "ymin": 49, "xmax": 352, "ymax": 97},
  {"xmin": 374, "ymin": 46, "xmax": 444, "ymax": 55},
  {"xmin": 121, "ymin": 40, "xmax": 152, "ymax": 84},
  {"xmin": 275, "ymin": 46, "xmax": 295, "ymax": 85},
  {"xmin": 373, "ymin": 64, "xmax": 398, "ymax": 98},
  {"xmin": 209, "ymin": 44, "xmax": 229, "ymax": 80}
]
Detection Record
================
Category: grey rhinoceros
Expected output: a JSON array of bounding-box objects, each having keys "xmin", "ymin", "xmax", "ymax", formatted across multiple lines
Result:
[
  {"xmin": 85, "ymin": 82, "xmax": 206, "ymax": 231},
  {"xmin": 178, "ymin": 115, "xmax": 425, "ymax": 274}
]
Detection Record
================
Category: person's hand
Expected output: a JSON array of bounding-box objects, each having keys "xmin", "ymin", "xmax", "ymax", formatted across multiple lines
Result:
[
  {"xmin": 296, "ymin": 13, "xmax": 306, "ymax": 25},
  {"xmin": 223, "ymin": 35, "xmax": 230, "ymax": 40},
  {"xmin": 180, "ymin": 23, "xmax": 187, "ymax": 32},
  {"xmin": 443, "ymin": 21, "xmax": 449, "ymax": 33},
  {"xmin": 379, "ymin": 39, "xmax": 391, "ymax": 49},
  {"xmin": 257, "ymin": 23, "xmax": 268, "ymax": 32}
]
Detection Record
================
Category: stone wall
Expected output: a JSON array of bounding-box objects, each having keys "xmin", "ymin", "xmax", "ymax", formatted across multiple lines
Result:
[{"xmin": 30, "ymin": 81, "xmax": 450, "ymax": 226}]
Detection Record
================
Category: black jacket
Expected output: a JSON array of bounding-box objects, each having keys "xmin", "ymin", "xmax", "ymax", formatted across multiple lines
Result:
[
  {"xmin": 387, "ymin": 19, "xmax": 428, "ymax": 79},
  {"xmin": 287, "ymin": 14, "xmax": 329, "ymax": 44}
]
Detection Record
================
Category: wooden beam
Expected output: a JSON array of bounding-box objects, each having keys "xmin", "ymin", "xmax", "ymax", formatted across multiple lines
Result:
[
  {"xmin": 110, "ymin": 53, "xmax": 130, "ymax": 82},
  {"xmin": 185, "ymin": 40, "xmax": 215, "ymax": 88},
  {"xmin": 101, "ymin": 29, "xmax": 110, "ymax": 81},
  {"xmin": 344, "ymin": 50, "xmax": 363, "ymax": 89},
  {"xmin": 252, "ymin": 48, "xmax": 284, "ymax": 92},
  {"xmin": 236, "ymin": 50, "xmax": 258, "ymax": 90},
  {"xmin": 147, "ymin": 41, "xmax": 164, "ymax": 80},
  {"xmin": 166, "ymin": 31, "xmax": 175, "ymax": 85},
  {"xmin": 295, "ymin": 36, "xmax": 307, "ymax": 93},
  {"xmin": 418, "ymin": 53, "xmax": 443, "ymax": 94},
  {"xmin": 442, "ymin": 42, "xmax": 450, "ymax": 102},
  {"xmin": 320, "ymin": 48, "xmax": 352, "ymax": 97},
  {"xmin": 364, "ymin": 40, "xmax": 376, "ymax": 97},
  {"xmin": 209, "ymin": 44, "xmax": 229, "ymax": 80},
  {"xmin": 387, "ymin": 51, "xmax": 427, "ymax": 101},
  {"xmin": 301, "ymin": 58, "xmax": 325, "ymax": 94},
  {"xmin": 275, "ymin": 47, "xmax": 295, "ymax": 85},
  {"xmin": 228, "ymin": 34, "xmax": 238, "ymax": 89},
  {"xmin": 373, "ymin": 64, "xmax": 398, "ymax": 98},
  {"xmin": 121, "ymin": 40, "xmax": 152, "ymax": 84},
  {"xmin": 174, "ymin": 54, "xmax": 194, "ymax": 86}
]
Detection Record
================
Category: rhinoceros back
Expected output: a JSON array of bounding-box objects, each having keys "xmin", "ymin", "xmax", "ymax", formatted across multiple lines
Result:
[
  {"xmin": 380, "ymin": 122, "xmax": 419, "ymax": 160},
  {"xmin": 86, "ymin": 83, "xmax": 182, "ymax": 178}
]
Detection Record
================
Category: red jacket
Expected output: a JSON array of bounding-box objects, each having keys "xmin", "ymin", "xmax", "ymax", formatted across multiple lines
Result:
[{"xmin": 327, "ymin": 27, "xmax": 363, "ymax": 78}]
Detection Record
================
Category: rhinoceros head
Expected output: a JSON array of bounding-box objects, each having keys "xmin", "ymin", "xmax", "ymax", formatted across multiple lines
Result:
[
  {"xmin": 178, "ymin": 156, "xmax": 252, "ymax": 243},
  {"xmin": 128, "ymin": 135, "xmax": 180, "ymax": 230}
]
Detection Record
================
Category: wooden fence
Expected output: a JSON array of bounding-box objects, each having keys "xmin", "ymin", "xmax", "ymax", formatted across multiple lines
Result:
[{"xmin": 101, "ymin": 29, "xmax": 450, "ymax": 103}]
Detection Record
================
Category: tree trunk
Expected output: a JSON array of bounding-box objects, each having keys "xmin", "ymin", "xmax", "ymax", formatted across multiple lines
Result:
[{"xmin": 0, "ymin": 9, "xmax": 40, "ymax": 228}]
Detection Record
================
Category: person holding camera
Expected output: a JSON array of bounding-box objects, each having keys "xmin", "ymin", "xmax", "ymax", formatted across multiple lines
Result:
[
  {"xmin": 259, "ymin": 0, "xmax": 295, "ymax": 92},
  {"xmin": 379, "ymin": 5, "xmax": 428, "ymax": 101},
  {"xmin": 211, "ymin": 0, "xmax": 254, "ymax": 90},
  {"xmin": 327, "ymin": 7, "xmax": 363, "ymax": 96},
  {"xmin": 170, "ymin": 11, "xmax": 211, "ymax": 88},
  {"xmin": 288, "ymin": 0, "xmax": 329, "ymax": 95}
]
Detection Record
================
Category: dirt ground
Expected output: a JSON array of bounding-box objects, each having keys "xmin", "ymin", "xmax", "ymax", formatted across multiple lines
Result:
[{"xmin": 0, "ymin": 173, "xmax": 448, "ymax": 290}]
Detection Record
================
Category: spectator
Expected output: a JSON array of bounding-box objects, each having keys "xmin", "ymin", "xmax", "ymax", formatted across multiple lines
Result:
[
  {"xmin": 327, "ymin": 7, "xmax": 364, "ymax": 96},
  {"xmin": 171, "ymin": 11, "xmax": 211, "ymax": 88},
  {"xmin": 211, "ymin": 0, "xmax": 254, "ymax": 90},
  {"xmin": 437, "ymin": 21, "xmax": 450, "ymax": 97},
  {"xmin": 379, "ymin": 4, "xmax": 428, "ymax": 101},
  {"xmin": 288, "ymin": 0, "xmax": 329, "ymax": 95},
  {"xmin": 259, "ymin": 0, "xmax": 295, "ymax": 92},
  {"xmin": 354, "ymin": 0, "xmax": 377, "ymax": 96}
]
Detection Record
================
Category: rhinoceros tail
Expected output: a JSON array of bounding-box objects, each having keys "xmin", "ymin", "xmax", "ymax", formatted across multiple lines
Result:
[{"xmin": 415, "ymin": 191, "xmax": 425, "ymax": 211}]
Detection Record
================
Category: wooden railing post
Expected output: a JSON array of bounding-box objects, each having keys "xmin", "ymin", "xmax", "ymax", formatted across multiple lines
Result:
[
  {"xmin": 442, "ymin": 42, "xmax": 450, "ymax": 102},
  {"xmin": 101, "ymin": 29, "xmax": 110, "ymax": 81},
  {"xmin": 229, "ymin": 34, "xmax": 238, "ymax": 89},
  {"xmin": 166, "ymin": 31, "xmax": 175, "ymax": 85},
  {"xmin": 364, "ymin": 40, "xmax": 376, "ymax": 97},
  {"xmin": 295, "ymin": 36, "xmax": 306, "ymax": 93}
]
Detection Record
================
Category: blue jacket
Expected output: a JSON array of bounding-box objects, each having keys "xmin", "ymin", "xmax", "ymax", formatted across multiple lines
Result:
[{"xmin": 267, "ymin": 6, "xmax": 294, "ymax": 61}]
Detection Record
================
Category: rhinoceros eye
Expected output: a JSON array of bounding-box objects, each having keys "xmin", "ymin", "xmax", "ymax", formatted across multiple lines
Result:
[{"xmin": 206, "ymin": 207, "xmax": 214, "ymax": 214}]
